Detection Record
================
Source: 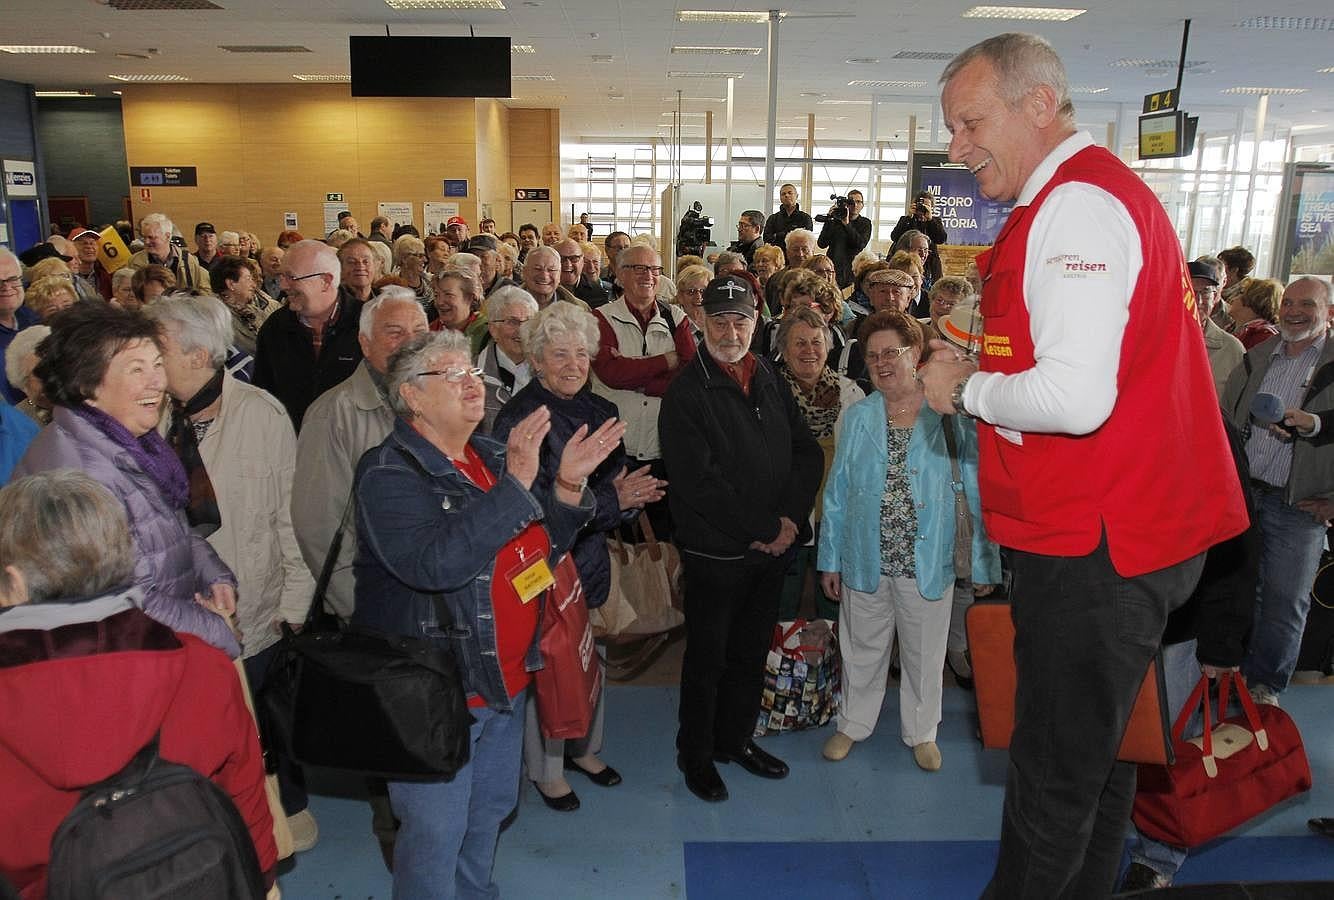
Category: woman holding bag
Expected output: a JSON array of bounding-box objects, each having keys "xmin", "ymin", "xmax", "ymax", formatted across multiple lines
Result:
[
  {"xmin": 817, "ymin": 310, "xmax": 1000, "ymax": 770},
  {"xmin": 353, "ymin": 330, "xmax": 622, "ymax": 899},
  {"xmin": 493, "ymin": 302, "xmax": 665, "ymax": 812}
]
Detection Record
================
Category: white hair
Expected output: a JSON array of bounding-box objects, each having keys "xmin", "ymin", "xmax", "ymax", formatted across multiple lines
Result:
[
  {"xmin": 6, "ymin": 324, "xmax": 51, "ymax": 390},
  {"xmin": 359, "ymin": 286, "xmax": 427, "ymax": 339},
  {"xmin": 139, "ymin": 212, "xmax": 175, "ymax": 236},
  {"xmin": 785, "ymin": 228, "xmax": 816, "ymax": 249},
  {"xmin": 0, "ymin": 248, "xmax": 19, "ymax": 271},
  {"xmin": 941, "ymin": 32, "xmax": 1074, "ymax": 125},
  {"xmin": 484, "ymin": 285, "xmax": 539, "ymax": 321},
  {"xmin": 111, "ymin": 267, "xmax": 135, "ymax": 289},
  {"xmin": 446, "ymin": 252, "xmax": 480, "ymax": 274},
  {"xmin": 385, "ymin": 331, "xmax": 472, "ymax": 418},
  {"xmin": 520, "ymin": 300, "xmax": 601, "ymax": 364},
  {"xmin": 219, "ymin": 231, "xmax": 239, "ymax": 245},
  {"xmin": 144, "ymin": 292, "xmax": 232, "ymax": 367}
]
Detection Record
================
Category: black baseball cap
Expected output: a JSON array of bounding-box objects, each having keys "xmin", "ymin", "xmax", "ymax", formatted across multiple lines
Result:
[
  {"xmin": 195, "ymin": 222, "xmax": 215, "ymax": 235},
  {"xmin": 702, "ymin": 274, "xmax": 757, "ymax": 319},
  {"xmin": 1187, "ymin": 260, "xmax": 1219, "ymax": 286}
]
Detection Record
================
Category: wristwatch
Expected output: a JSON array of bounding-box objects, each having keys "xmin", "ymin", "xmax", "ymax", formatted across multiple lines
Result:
[{"xmin": 951, "ymin": 375, "xmax": 972, "ymax": 417}]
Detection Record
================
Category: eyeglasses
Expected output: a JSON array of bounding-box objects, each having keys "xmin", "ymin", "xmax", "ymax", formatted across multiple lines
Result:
[
  {"xmin": 559, "ymin": 254, "xmax": 583, "ymax": 265},
  {"xmin": 416, "ymin": 366, "xmax": 484, "ymax": 383},
  {"xmin": 0, "ymin": 276, "xmax": 21, "ymax": 290},
  {"xmin": 497, "ymin": 317, "xmax": 530, "ymax": 329},
  {"xmin": 863, "ymin": 346, "xmax": 914, "ymax": 364},
  {"xmin": 279, "ymin": 271, "xmax": 326, "ymax": 283},
  {"xmin": 678, "ymin": 287, "xmax": 705, "ymax": 297},
  {"xmin": 621, "ymin": 264, "xmax": 663, "ymax": 276},
  {"xmin": 864, "ymin": 278, "xmax": 907, "ymax": 288}
]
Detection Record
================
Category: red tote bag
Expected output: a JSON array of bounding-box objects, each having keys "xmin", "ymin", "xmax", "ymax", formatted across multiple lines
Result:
[
  {"xmin": 533, "ymin": 553, "xmax": 602, "ymax": 740},
  {"xmin": 1132, "ymin": 672, "xmax": 1312, "ymax": 848}
]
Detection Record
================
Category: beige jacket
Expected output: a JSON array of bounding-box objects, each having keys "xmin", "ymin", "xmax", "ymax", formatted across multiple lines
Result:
[
  {"xmin": 128, "ymin": 248, "xmax": 212, "ymax": 293},
  {"xmin": 199, "ymin": 373, "xmax": 314, "ymax": 658},
  {"xmin": 1203, "ymin": 318, "xmax": 1245, "ymax": 400},
  {"xmin": 290, "ymin": 362, "xmax": 395, "ymax": 619}
]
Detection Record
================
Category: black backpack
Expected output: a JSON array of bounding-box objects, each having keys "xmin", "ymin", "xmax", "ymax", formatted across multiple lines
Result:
[{"xmin": 47, "ymin": 737, "xmax": 265, "ymax": 900}]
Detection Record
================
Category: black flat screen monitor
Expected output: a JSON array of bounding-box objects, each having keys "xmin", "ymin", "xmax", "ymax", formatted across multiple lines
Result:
[{"xmin": 350, "ymin": 36, "xmax": 511, "ymax": 98}]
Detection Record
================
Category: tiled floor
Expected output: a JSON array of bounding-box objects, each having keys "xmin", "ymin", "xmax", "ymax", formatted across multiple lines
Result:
[{"xmin": 278, "ymin": 680, "xmax": 1334, "ymax": 899}]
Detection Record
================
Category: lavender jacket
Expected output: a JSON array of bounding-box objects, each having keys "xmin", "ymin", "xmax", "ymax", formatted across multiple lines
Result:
[{"xmin": 14, "ymin": 406, "xmax": 241, "ymax": 657}]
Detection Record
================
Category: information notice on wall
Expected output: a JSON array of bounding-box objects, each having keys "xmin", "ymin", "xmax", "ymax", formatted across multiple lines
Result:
[
  {"xmin": 423, "ymin": 202, "xmax": 460, "ymax": 235},
  {"xmin": 377, "ymin": 202, "xmax": 414, "ymax": 232}
]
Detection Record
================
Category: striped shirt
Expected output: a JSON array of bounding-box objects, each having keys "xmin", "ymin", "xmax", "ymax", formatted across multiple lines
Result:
[{"xmin": 1247, "ymin": 335, "xmax": 1326, "ymax": 489}]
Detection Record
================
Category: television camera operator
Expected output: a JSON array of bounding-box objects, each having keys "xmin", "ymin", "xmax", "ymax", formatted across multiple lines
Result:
[
  {"xmin": 816, "ymin": 190, "xmax": 871, "ymax": 290},
  {"xmin": 678, "ymin": 202, "xmax": 716, "ymax": 261}
]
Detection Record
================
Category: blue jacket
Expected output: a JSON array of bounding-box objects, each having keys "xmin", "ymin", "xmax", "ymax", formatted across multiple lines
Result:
[
  {"xmin": 0, "ymin": 400, "xmax": 38, "ymax": 484},
  {"xmin": 352, "ymin": 417, "xmax": 593, "ymax": 711},
  {"xmin": 492, "ymin": 379, "xmax": 632, "ymax": 609},
  {"xmin": 818, "ymin": 394, "xmax": 1000, "ymax": 598}
]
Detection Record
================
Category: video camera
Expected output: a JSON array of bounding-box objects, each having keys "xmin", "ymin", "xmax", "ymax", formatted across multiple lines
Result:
[
  {"xmin": 814, "ymin": 194, "xmax": 851, "ymax": 224},
  {"xmin": 676, "ymin": 201, "xmax": 715, "ymax": 258}
]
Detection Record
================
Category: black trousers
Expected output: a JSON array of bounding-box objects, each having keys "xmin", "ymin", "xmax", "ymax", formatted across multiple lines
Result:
[
  {"xmin": 676, "ymin": 550, "xmax": 787, "ymax": 761},
  {"xmin": 243, "ymin": 642, "xmax": 309, "ymax": 816},
  {"xmin": 984, "ymin": 536, "xmax": 1203, "ymax": 899}
]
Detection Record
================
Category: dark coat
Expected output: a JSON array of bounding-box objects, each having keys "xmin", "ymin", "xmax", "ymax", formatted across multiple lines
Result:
[
  {"xmin": 251, "ymin": 295, "xmax": 364, "ymax": 431},
  {"xmin": 817, "ymin": 215, "xmax": 872, "ymax": 289},
  {"xmin": 493, "ymin": 379, "xmax": 631, "ymax": 608},
  {"xmin": 763, "ymin": 205, "xmax": 814, "ymax": 249}
]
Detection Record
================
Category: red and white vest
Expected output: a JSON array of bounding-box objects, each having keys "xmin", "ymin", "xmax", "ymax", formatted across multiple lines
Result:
[{"xmin": 974, "ymin": 145, "xmax": 1248, "ymax": 577}]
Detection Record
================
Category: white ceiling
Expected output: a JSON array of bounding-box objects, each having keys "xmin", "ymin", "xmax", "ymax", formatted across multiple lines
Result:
[{"xmin": 1, "ymin": 1, "xmax": 1332, "ymax": 145}]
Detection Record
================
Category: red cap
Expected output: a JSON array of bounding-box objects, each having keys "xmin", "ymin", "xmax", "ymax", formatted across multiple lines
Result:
[
  {"xmin": 446, "ymin": 216, "xmax": 467, "ymax": 227},
  {"xmin": 69, "ymin": 227, "xmax": 100, "ymax": 241}
]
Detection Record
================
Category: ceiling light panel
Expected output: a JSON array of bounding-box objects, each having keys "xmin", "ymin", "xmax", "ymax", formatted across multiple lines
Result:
[
  {"xmin": 1221, "ymin": 86, "xmax": 1309, "ymax": 95},
  {"xmin": 108, "ymin": 0, "xmax": 223, "ymax": 8},
  {"xmin": 819, "ymin": 98, "xmax": 873, "ymax": 105},
  {"xmin": 0, "ymin": 45, "xmax": 96, "ymax": 54},
  {"xmin": 383, "ymin": 0, "xmax": 505, "ymax": 8},
  {"xmin": 672, "ymin": 46, "xmax": 763, "ymax": 55},
  {"xmin": 108, "ymin": 73, "xmax": 190, "ymax": 82},
  {"xmin": 892, "ymin": 50, "xmax": 957, "ymax": 61},
  {"xmin": 668, "ymin": 71, "xmax": 745, "ymax": 78},
  {"xmin": 218, "ymin": 45, "xmax": 311, "ymax": 53},
  {"xmin": 848, "ymin": 80, "xmax": 927, "ymax": 88},
  {"xmin": 845, "ymin": 58, "xmax": 880, "ymax": 65},
  {"xmin": 1112, "ymin": 58, "xmax": 1209, "ymax": 69},
  {"xmin": 677, "ymin": 11, "xmax": 772, "ymax": 24},
  {"xmin": 35, "ymin": 91, "xmax": 96, "ymax": 98},
  {"xmin": 1070, "ymin": 85, "xmax": 1109, "ymax": 93},
  {"xmin": 1235, "ymin": 16, "xmax": 1334, "ymax": 31},
  {"xmin": 511, "ymin": 44, "xmax": 535, "ymax": 53},
  {"xmin": 1319, "ymin": 67, "xmax": 1334, "ymax": 74},
  {"xmin": 292, "ymin": 74, "xmax": 351, "ymax": 82},
  {"xmin": 961, "ymin": 6, "xmax": 1086, "ymax": 21},
  {"xmin": 512, "ymin": 74, "xmax": 556, "ymax": 81}
]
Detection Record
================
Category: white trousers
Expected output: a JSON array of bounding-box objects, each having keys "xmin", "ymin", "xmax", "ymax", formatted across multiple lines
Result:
[{"xmin": 836, "ymin": 574, "xmax": 951, "ymax": 746}]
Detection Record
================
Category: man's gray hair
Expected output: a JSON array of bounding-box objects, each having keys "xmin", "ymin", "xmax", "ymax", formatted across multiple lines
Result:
[
  {"xmin": 485, "ymin": 284, "xmax": 539, "ymax": 321},
  {"xmin": 941, "ymin": 32, "xmax": 1075, "ymax": 125},
  {"xmin": 219, "ymin": 230, "xmax": 239, "ymax": 246},
  {"xmin": 6, "ymin": 324, "xmax": 51, "ymax": 390},
  {"xmin": 1290, "ymin": 275, "xmax": 1333, "ymax": 307},
  {"xmin": 895, "ymin": 230, "xmax": 929, "ymax": 252},
  {"xmin": 0, "ymin": 248, "xmax": 19, "ymax": 270},
  {"xmin": 929, "ymin": 275, "xmax": 975, "ymax": 302},
  {"xmin": 712, "ymin": 250, "xmax": 743, "ymax": 271},
  {"xmin": 140, "ymin": 212, "xmax": 175, "ymax": 236},
  {"xmin": 289, "ymin": 239, "xmax": 341, "ymax": 283},
  {"xmin": 447, "ymin": 252, "xmax": 481, "ymax": 275},
  {"xmin": 359, "ymin": 286, "xmax": 427, "ymax": 339},
  {"xmin": 785, "ymin": 228, "xmax": 816, "ymax": 249},
  {"xmin": 0, "ymin": 469, "xmax": 135, "ymax": 604},
  {"xmin": 524, "ymin": 245, "xmax": 560, "ymax": 270},
  {"xmin": 144, "ymin": 292, "xmax": 232, "ymax": 367},
  {"xmin": 520, "ymin": 300, "xmax": 601, "ymax": 365},
  {"xmin": 111, "ymin": 267, "xmax": 135, "ymax": 289},
  {"xmin": 385, "ymin": 330, "xmax": 472, "ymax": 418},
  {"xmin": 615, "ymin": 244, "xmax": 660, "ymax": 269}
]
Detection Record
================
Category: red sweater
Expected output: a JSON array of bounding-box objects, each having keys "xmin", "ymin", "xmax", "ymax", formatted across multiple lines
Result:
[
  {"xmin": 975, "ymin": 145, "xmax": 1248, "ymax": 576},
  {"xmin": 0, "ymin": 604, "xmax": 277, "ymax": 898}
]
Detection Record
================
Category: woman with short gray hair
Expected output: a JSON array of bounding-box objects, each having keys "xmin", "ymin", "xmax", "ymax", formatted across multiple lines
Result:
[
  {"xmin": 147, "ymin": 290, "xmax": 320, "ymax": 847},
  {"xmin": 494, "ymin": 301, "xmax": 664, "ymax": 812},
  {"xmin": 477, "ymin": 286, "xmax": 539, "ymax": 434},
  {"xmin": 5, "ymin": 324, "xmax": 52, "ymax": 425},
  {"xmin": 354, "ymin": 329, "xmax": 621, "ymax": 895}
]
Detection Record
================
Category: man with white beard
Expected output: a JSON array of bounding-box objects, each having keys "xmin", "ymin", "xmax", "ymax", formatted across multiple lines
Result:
[
  {"xmin": 658, "ymin": 274, "xmax": 822, "ymax": 804},
  {"xmin": 1222, "ymin": 275, "xmax": 1334, "ymax": 707}
]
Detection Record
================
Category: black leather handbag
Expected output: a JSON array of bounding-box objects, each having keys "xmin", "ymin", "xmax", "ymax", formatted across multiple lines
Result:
[{"xmin": 260, "ymin": 492, "xmax": 471, "ymax": 781}]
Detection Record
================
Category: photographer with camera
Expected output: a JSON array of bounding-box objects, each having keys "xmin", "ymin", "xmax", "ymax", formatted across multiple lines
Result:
[
  {"xmin": 816, "ymin": 190, "xmax": 871, "ymax": 290},
  {"xmin": 763, "ymin": 184, "xmax": 814, "ymax": 250},
  {"xmin": 729, "ymin": 210, "xmax": 766, "ymax": 267},
  {"xmin": 891, "ymin": 191, "xmax": 948, "ymax": 287}
]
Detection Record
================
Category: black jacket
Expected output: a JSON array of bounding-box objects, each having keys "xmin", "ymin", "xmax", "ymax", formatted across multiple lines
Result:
[
  {"xmin": 763, "ymin": 205, "xmax": 813, "ymax": 249},
  {"xmin": 890, "ymin": 214, "xmax": 948, "ymax": 283},
  {"xmin": 659, "ymin": 349, "xmax": 822, "ymax": 558},
  {"xmin": 251, "ymin": 295, "xmax": 365, "ymax": 431},
  {"xmin": 491, "ymin": 379, "xmax": 629, "ymax": 609},
  {"xmin": 817, "ymin": 215, "xmax": 872, "ymax": 288}
]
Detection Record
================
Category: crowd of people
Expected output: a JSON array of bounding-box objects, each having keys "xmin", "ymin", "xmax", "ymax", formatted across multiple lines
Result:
[{"xmin": 1, "ymin": 29, "xmax": 1332, "ymax": 900}]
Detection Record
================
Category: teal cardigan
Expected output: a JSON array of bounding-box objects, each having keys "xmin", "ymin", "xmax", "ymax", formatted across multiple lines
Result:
[{"xmin": 817, "ymin": 393, "xmax": 1001, "ymax": 598}]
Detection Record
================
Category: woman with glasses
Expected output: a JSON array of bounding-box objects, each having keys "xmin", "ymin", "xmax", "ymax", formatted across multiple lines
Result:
[
  {"xmin": 493, "ymin": 302, "xmax": 663, "ymax": 813},
  {"xmin": 391, "ymin": 234, "xmax": 434, "ymax": 316},
  {"xmin": 817, "ymin": 310, "xmax": 999, "ymax": 770},
  {"xmin": 353, "ymin": 329, "xmax": 622, "ymax": 897},
  {"xmin": 477, "ymin": 285, "xmax": 539, "ymax": 434},
  {"xmin": 673, "ymin": 264, "xmax": 710, "ymax": 341}
]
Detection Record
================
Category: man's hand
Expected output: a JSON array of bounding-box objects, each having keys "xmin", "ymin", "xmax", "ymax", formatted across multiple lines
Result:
[
  {"xmin": 1201, "ymin": 663, "xmax": 1239, "ymax": 680},
  {"xmin": 1297, "ymin": 497, "xmax": 1334, "ymax": 525},
  {"xmin": 918, "ymin": 339, "xmax": 977, "ymax": 415},
  {"xmin": 663, "ymin": 350, "xmax": 680, "ymax": 370},
  {"xmin": 1284, "ymin": 408, "xmax": 1318, "ymax": 433},
  {"xmin": 973, "ymin": 583, "xmax": 996, "ymax": 597}
]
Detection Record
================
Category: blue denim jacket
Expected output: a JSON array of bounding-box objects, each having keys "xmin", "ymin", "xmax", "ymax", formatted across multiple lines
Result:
[
  {"xmin": 818, "ymin": 393, "xmax": 1001, "ymax": 598},
  {"xmin": 352, "ymin": 417, "xmax": 593, "ymax": 711}
]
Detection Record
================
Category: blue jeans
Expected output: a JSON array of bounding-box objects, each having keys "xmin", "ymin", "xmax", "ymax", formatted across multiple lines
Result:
[
  {"xmin": 1242, "ymin": 486, "xmax": 1326, "ymax": 693},
  {"xmin": 387, "ymin": 689, "xmax": 526, "ymax": 900}
]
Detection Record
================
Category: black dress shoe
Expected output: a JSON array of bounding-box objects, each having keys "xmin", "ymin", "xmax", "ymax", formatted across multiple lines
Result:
[
  {"xmin": 677, "ymin": 754, "xmax": 728, "ymax": 802},
  {"xmin": 564, "ymin": 756, "xmax": 623, "ymax": 787},
  {"xmin": 714, "ymin": 741, "xmax": 789, "ymax": 779},
  {"xmin": 534, "ymin": 783, "xmax": 580, "ymax": 812},
  {"xmin": 1309, "ymin": 817, "xmax": 1334, "ymax": 838}
]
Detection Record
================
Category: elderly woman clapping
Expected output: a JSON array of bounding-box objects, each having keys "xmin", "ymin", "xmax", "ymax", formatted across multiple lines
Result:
[
  {"xmin": 353, "ymin": 330, "xmax": 624, "ymax": 896},
  {"xmin": 146, "ymin": 292, "xmax": 319, "ymax": 842},
  {"xmin": 492, "ymin": 302, "xmax": 664, "ymax": 812},
  {"xmin": 14, "ymin": 303, "xmax": 240, "ymax": 656}
]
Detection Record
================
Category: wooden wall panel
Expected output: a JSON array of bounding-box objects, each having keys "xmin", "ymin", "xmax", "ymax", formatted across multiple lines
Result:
[
  {"xmin": 474, "ymin": 99, "xmax": 511, "ymax": 231},
  {"xmin": 508, "ymin": 108, "xmax": 560, "ymax": 221}
]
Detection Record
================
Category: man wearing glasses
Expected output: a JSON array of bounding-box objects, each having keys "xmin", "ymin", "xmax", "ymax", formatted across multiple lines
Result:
[
  {"xmin": 0, "ymin": 250, "xmax": 40, "ymax": 406},
  {"xmin": 817, "ymin": 190, "xmax": 871, "ymax": 289},
  {"xmin": 253, "ymin": 240, "xmax": 365, "ymax": 430},
  {"xmin": 591, "ymin": 244, "xmax": 697, "ymax": 537},
  {"xmin": 1191, "ymin": 258, "xmax": 1244, "ymax": 399}
]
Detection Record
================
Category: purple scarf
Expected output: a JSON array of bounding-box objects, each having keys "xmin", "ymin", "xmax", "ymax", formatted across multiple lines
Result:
[{"xmin": 72, "ymin": 403, "xmax": 190, "ymax": 509}]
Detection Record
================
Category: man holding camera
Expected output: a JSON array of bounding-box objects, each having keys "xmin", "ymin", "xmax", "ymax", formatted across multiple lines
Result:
[
  {"xmin": 891, "ymin": 191, "xmax": 949, "ymax": 286},
  {"xmin": 817, "ymin": 191, "xmax": 871, "ymax": 289},
  {"xmin": 763, "ymin": 184, "xmax": 814, "ymax": 250}
]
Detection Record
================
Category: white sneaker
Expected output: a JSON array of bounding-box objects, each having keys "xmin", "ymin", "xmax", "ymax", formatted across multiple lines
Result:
[
  {"xmin": 287, "ymin": 809, "xmax": 319, "ymax": 853},
  {"xmin": 1250, "ymin": 685, "xmax": 1280, "ymax": 707},
  {"xmin": 822, "ymin": 732, "xmax": 855, "ymax": 761}
]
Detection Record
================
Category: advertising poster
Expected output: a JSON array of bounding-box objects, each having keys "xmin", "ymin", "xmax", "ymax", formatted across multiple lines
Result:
[
  {"xmin": 909, "ymin": 150, "xmax": 1013, "ymax": 246},
  {"xmin": 423, "ymin": 201, "xmax": 460, "ymax": 235},
  {"xmin": 376, "ymin": 201, "xmax": 414, "ymax": 232},
  {"xmin": 1288, "ymin": 168, "xmax": 1334, "ymax": 280}
]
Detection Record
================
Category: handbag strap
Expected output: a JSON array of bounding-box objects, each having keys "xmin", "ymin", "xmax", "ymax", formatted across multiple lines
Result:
[
  {"xmin": 1229, "ymin": 672, "xmax": 1269, "ymax": 751},
  {"xmin": 387, "ymin": 443, "xmax": 458, "ymax": 634},
  {"xmin": 304, "ymin": 487, "xmax": 355, "ymax": 631},
  {"xmin": 940, "ymin": 415, "xmax": 967, "ymax": 509}
]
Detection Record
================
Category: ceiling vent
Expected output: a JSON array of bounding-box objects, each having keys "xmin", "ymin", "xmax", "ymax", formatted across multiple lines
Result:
[{"xmin": 892, "ymin": 50, "xmax": 956, "ymax": 61}]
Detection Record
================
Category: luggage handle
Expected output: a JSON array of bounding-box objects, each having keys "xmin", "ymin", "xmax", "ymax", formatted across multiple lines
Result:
[{"xmin": 1171, "ymin": 672, "xmax": 1268, "ymax": 780}]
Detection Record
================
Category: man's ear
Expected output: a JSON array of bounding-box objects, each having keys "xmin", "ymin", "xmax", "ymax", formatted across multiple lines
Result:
[
  {"xmin": 1028, "ymin": 83, "xmax": 1061, "ymax": 130},
  {"xmin": 0, "ymin": 564, "xmax": 29, "ymax": 607}
]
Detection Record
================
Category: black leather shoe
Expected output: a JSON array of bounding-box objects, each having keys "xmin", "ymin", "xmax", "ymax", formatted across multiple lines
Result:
[
  {"xmin": 714, "ymin": 741, "xmax": 789, "ymax": 779},
  {"xmin": 677, "ymin": 755, "xmax": 728, "ymax": 802},
  {"xmin": 564, "ymin": 756, "xmax": 623, "ymax": 787},
  {"xmin": 534, "ymin": 783, "xmax": 580, "ymax": 812},
  {"xmin": 1309, "ymin": 817, "xmax": 1334, "ymax": 838}
]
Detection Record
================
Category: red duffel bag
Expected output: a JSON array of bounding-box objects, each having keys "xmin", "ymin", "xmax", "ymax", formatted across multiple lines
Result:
[
  {"xmin": 1132, "ymin": 671, "xmax": 1311, "ymax": 848},
  {"xmin": 533, "ymin": 553, "xmax": 602, "ymax": 740}
]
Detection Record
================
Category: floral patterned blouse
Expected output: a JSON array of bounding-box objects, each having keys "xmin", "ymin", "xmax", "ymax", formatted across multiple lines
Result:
[{"xmin": 879, "ymin": 422, "xmax": 917, "ymax": 578}]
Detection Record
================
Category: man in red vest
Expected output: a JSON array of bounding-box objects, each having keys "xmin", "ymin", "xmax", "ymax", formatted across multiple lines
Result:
[{"xmin": 921, "ymin": 33, "xmax": 1248, "ymax": 897}]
